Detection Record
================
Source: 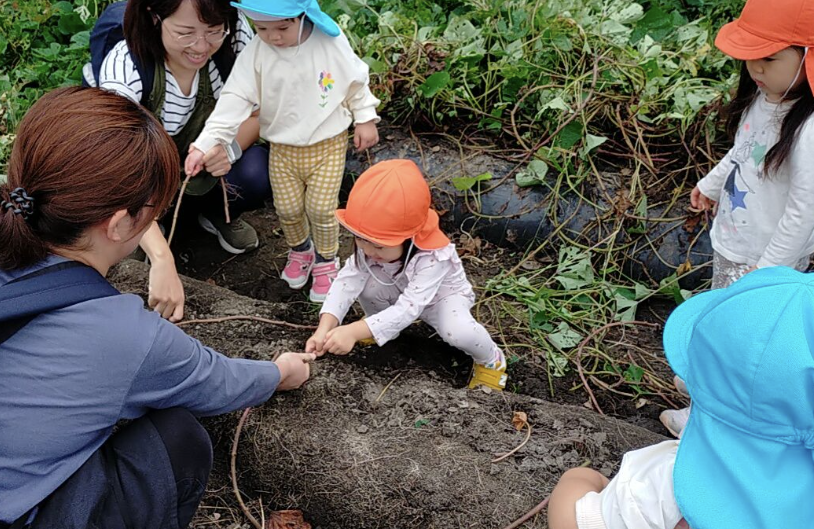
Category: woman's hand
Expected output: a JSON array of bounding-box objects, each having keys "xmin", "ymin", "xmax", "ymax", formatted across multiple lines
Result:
[
  {"xmin": 202, "ymin": 144, "xmax": 232, "ymax": 177},
  {"xmin": 140, "ymin": 222, "xmax": 185, "ymax": 322},
  {"xmin": 148, "ymin": 255, "xmax": 185, "ymax": 322},
  {"xmin": 690, "ymin": 186, "xmax": 717, "ymax": 213},
  {"xmin": 274, "ymin": 352, "xmax": 316, "ymax": 390},
  {"xmin": 354, "ymin": 121, "xmax": 379, "ymax": 152}
]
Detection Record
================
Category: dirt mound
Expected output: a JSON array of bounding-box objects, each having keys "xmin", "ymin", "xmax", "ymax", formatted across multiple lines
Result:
[{"xmin": 110, "ymin": 261, "xmax": 666, "ymax": 529}]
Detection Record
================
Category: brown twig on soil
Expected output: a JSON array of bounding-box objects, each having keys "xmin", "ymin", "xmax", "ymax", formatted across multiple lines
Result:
[
  {"xmin": 220, "ymin": 178, "xmax": 231, "ymax": 224},
  {"xmin": 167, "ymin": 172, "xmax": 193, "ymax": 247},
  {"xmin": 492, "ymin": 417, "xmax": 532, "ymax": 463},
  {"xmin": 501, "ymin": 496, "xmax": 550, "ymax": 529},
  {"xmin": 231, "ymin": 407, "xmax": 263, "ymax": 529},
  {"xmin": 374, "ymin": 372, "xmax": 402, "ymax": 403},
  {"xmin": 575, "ymin": 321, "xmax": 659, "ymax": 415},
  {"xmin": 176, "ymin": 315, "xmax": 317, "ymax": 330}
]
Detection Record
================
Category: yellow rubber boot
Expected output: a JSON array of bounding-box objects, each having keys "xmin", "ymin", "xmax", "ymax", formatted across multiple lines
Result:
[{"xmin": 468, "ymin": 360, "xmax": 507, "ymax": 391}]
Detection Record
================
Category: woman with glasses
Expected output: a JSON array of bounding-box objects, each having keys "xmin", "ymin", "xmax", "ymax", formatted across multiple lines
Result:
[{"xmin": 90, "ymin": 0, "xmax": 273, "ymax": 323}]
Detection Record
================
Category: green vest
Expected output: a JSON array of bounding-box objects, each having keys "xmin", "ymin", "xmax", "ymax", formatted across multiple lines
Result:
[{"xmin": 147, "ymin": 63, "xmax": 219, "ymax": 196}]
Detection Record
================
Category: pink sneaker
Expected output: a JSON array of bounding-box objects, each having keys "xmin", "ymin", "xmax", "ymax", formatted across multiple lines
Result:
[
  {"xmin": 309, "ymin": 258, "xmax": 339, "ymax": 303},
  {"xmin": 281, "ymin": 247, "xmax": 315, "ymax": 289}
]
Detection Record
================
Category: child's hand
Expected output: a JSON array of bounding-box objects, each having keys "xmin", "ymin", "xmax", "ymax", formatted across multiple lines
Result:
[
  {"xmin": 274, "ymin": 352, "xmax": 316, "ymax": 391},
  {"xmin": 184, "ymin": 146, "xmax": 206, "ymax": 177},
  {"xmin": 202, "ymin": 144, "xmax": 232, "ymax": 177},
  {"xmin": 305, "ymin": 329, "xmax": 329, "ymax": 356},
  {"xmin": 323, "ymin": 325, "xmax": 359, "ymax": 355},
  {"xmin": 354, "ymin": 121, "xmax": 379, "ymax": 152},
  {"xmin": 690, "ymin": 186, "xmax": 717, "ymax": 212}
]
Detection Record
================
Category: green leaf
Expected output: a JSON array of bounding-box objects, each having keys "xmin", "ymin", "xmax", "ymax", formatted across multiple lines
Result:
[
  {"xmin": 614, "ymin": 294, "xmax": 638, "ymax": 322},
  {"xmin": 414, "ymin": 418, "xmax": 430, "ymax": 428},
  {"xmin": 451, "ymin": 172, "xmax": 491, "ymax": 191},
  {"xmin": 515, "ymin": 160, "xmax": 549, "ymax": 187},
  {"xmin": 624, "ymin": 364, "xmax": 645, "ymax": 383},
  {"xmin": 548, "ymin": 322, "xmax": 582, "ymax": 351},
  {"xmin": 362, "ymin": 57, "xmax": 388, "ymax": 74},
  {"xmin": 580, "ymin": 134, "xmax": 607, "ymax": 158},
  {"xmin": 555, "ymin": 120, "xmax": 583, "ymax": 149},
  {"xmin": 417, "ymin": 71, "xmax": 450, "ymax": 98},
  {"xmin": 57, "ymin": 12, "xmax": 86, "ymax": 35},
  {"xmin": 555, "ymin": 247, "xmax": 594, "ymax": 290}
]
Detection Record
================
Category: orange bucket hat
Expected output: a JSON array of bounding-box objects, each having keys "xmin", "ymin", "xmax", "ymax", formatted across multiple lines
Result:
[
  {"xmin": 715, "ymin": 0, "xmax": 814, "ymax": 95},
  {"xmin": 336, "ymin": 159, "xmax": 450, "ymax": 250}
]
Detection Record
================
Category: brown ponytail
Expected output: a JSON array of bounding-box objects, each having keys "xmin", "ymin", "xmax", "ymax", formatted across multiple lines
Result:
[{"xmin": 0, "ymin": 86, "xmax": 179, "ymax": 270}]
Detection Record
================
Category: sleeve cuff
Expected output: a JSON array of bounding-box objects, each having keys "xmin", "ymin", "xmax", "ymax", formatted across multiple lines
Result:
[
  {"xmin": 696, "ymin": 177, "xmax": 721, "ymax": 202},
  {"xmin": 353, "ymin": 108, "xmax": 381, "ymax": 126},
  {"xmin": 192, "ymin": 135, "xmax": 219, "ymax": 155}
]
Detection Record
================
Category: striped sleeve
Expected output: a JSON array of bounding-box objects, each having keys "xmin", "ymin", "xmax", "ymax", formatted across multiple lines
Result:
[
  {"xmin": 234, "ymin": 12, "xmax": 254, "ymax": 54},
  {"xmin": 98, "ymin": 40, "xmax": 143, "ymax": 104}
]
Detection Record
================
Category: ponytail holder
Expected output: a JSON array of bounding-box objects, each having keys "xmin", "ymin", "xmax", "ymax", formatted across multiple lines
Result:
[{"xmin": 1, "ymin": 187, "xmax": 36, "ymax": 220}]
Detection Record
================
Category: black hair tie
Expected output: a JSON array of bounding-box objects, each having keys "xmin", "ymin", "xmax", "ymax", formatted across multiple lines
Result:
[{"xmin": 1, "ymin": 187, "xmax": 35, "ymax": 220}]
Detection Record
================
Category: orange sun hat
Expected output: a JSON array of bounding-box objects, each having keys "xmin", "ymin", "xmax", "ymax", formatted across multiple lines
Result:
[
  {"xmin": 715, "ymin": 0, "xmax": 814, "ymax": 94},
  {"xmin": 336, "ymin": 159, "xmax": 450, "ymax": 250}
]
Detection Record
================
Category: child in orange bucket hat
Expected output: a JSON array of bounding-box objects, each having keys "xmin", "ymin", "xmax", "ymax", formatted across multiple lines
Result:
[
  {"xmin": 305, "ymin": 159, "xmax": 507, "ymax": 390},
  {"xmin": 661, "ymin": 0, "xmax": 814, "ymax": 438}
]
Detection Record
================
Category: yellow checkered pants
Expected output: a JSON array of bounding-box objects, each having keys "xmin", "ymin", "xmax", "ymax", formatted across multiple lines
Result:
[{"xmin": 268, "ymin": 131, "xmax": 348, "ymax": 259}]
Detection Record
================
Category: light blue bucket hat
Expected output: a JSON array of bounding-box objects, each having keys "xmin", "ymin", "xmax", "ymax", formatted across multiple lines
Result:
[
  {"xmin": 230, "ymin": 0, "xmax": 340, "ymax": 37},
  {"xmin": 663, "ymin": 266, "xmax": 814, "ymax": 529}
]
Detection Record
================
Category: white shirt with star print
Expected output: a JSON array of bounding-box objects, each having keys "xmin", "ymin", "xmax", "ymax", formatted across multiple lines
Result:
[{"xmin": 697, "ymin": 95, "xmax": 814, "ymax": 268}]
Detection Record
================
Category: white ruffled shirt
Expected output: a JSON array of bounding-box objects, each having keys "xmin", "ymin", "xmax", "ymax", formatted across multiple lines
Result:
[
  {"xmin": 697, "ymin": 95, "xmax": 814, "ymax": 268},
  {"xmin": 320, "ymin": 244, "xmax": 474, "ymax": 345}
]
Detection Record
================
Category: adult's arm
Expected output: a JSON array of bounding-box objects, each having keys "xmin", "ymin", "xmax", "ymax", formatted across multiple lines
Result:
[
  {"xmin": 139, "ymin": 222, "xmax": 185, "ymax": 322},
  {"xmin": 124, "ymin": 314, "xmax": 282, "ymax": 417}
]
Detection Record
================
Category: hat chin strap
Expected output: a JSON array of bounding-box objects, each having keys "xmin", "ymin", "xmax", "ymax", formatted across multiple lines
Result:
[
  {"xmin": 781, "ymin": 46, "xmax": 809, "ymax": 100},
  {"xmin": 361, "ymin": 240, "xmax": 415, "ymax": 287}
]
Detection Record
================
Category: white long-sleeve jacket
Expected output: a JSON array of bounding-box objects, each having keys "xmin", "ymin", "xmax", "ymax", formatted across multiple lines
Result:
[
  {"xmin": 697, "ymin": 95, "xmax": 814, "ymax": 268},
  {"xmin": 193, "ymin": 27, "xmax": 380, "ymax": 152}
]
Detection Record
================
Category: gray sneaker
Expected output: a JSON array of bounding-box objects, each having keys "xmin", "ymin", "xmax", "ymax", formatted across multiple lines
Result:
[
  {"xmin": 197, "ymin": 213, "xmax": 259, "ymax": 254},
  {"xmin": 659, "ymin": 406, "xmax": 690, "ymax": 438}
]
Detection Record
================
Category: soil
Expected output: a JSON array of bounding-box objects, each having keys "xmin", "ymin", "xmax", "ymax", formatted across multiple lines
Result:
[
  {"xmin": 109, "ymin": 262, "xmax": 667, "ymax": 529},
  {"xmin": 112, "ymin": 129, "xmax": 689, "ymax": 528}
]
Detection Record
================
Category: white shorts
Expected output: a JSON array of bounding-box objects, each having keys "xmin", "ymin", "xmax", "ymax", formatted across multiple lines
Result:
[{"xmin": 574, "ymin": 441, "xmax": 684, "ymax": 529}]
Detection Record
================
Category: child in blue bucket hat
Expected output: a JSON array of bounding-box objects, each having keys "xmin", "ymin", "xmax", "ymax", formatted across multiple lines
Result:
[
  {"xmin": 547, "ymin": 266, "xmax": 814, "ymax": 529},
  {"xmin": 186, "ymin": 0, "xmax": 381, "ymax": 303}
]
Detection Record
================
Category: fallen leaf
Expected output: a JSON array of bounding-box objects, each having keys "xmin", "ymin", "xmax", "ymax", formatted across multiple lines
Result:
[
  {"xmin": 635, "ymin": 398, "xmax": 649, "ymax": 409},
  {"xmin": 266, "ymin": 510, "xmax": 312, "ymax": 529},
  {"xmin": 683, "ymin": 214, "xmax": 701, "ymax": 233},
  {"xmin": 457, "ymin": 236, "xmax": 482, "ymax": 257},
  {"xmin": 511, "ymin": 411, "xmax": 528, "ymax": 431},
  {"xmin": 676, "ymin": 260, "xmax": 692, "ymax": 276},
  {"xmin": 205, "ymin": 278, "xmax": 217, "ymax": 286}
]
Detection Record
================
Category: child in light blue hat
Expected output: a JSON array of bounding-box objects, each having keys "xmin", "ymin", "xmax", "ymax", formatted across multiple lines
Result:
[
  {"xmin": 185, "ymin": 0, "xmax": 381, "ymax": 303},
  {"xmin": 547, "ymin": 266, "xmax": 814, "ymax": 529}
]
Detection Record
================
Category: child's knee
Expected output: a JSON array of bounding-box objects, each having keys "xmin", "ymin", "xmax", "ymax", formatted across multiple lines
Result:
[
  {"xmin": 306, "ymin": 201, "xmax": 339, "ymax": 226},
  {"xmin": 548, "ymin": 468, "xmax": 608, "ymax": 529}
]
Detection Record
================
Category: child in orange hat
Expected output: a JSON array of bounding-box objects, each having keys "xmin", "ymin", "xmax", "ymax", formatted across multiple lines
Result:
[
  {"xmin": 305, "ymin": 159, "xmax": 507, "ymax": 390},
  {"xmin": 661, "ymin": 0, "xmax": 814, "ymax": 437}
]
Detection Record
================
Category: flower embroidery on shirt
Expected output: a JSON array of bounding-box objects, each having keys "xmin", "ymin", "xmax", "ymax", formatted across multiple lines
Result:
[{"xmin": 318, "ymin": 70, "xmax": 334, "ymax": 108}]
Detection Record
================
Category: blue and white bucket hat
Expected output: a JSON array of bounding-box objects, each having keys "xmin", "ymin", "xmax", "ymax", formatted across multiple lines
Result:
[
  {"xmin": 663, "ymin": 266, "xmax": 814, "ymax": 529},
  {"xmin": 230, "ymin": 0, "xmax": 340, "ymax": 37}
]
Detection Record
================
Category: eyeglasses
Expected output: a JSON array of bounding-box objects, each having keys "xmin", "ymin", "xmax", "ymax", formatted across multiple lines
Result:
[
  {"xmin": 144, "ymin": 203, "xmax": 170, "ymax": 220},
  {"xmin": 154, "ymin": 14, "xmax": 230, "ymax": 48}
]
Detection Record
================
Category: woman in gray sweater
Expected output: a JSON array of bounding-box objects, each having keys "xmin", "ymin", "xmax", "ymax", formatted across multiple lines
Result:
[{"xmin": 0, "ymin": 87, "xmax": 313, "ymax": 529}]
